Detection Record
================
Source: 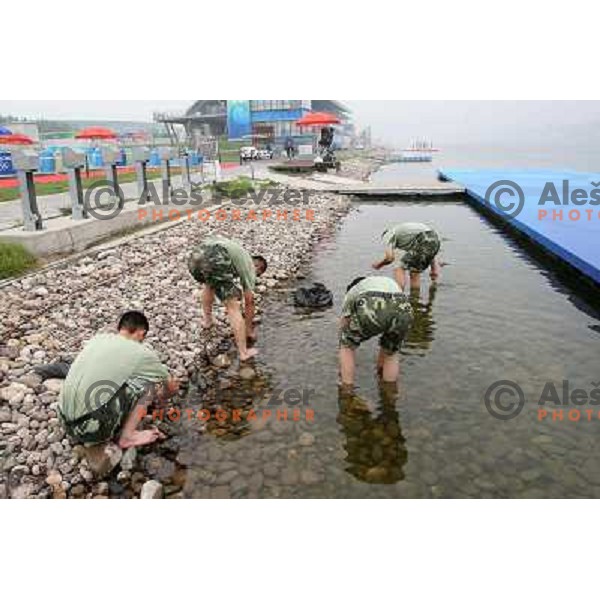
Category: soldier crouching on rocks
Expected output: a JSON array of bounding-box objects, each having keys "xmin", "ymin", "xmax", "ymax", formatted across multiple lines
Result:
[
  {"xmin": 188, "ymin": 235, "xmax": 268, "ymax": 362},
  {"xmin": 58, "ymin": 311, "xmax": 179, "ymax": 449},
  {"xmin": 339, "ymin": 276, "xmax": 413, "ymax": 387}
]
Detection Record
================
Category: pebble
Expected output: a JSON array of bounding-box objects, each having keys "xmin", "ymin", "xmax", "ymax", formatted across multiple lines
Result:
[
  {"xmin": 120, "ymin": 447, "xmax": 137, "ymax": 471},
  {"xmin": 239, "ymin": 367, "xmax": 255, "ymax": 380},
  {"xmin": 141, "ymin": 480, "xmax": 164, "ymax": 499},
  {"xmin": 211, "ymin": 354, "xmax": 231, "ymax": 368},
  {"xmin": 210, "ymin": 485, "xmax": 230, "ymax": 499},
  {"xmin": 82, "ymin": 443, "xmax": 123, "ymax": 478},
  {"xmin": 298, "ymin": 432, "xmax": 315, "ymax": 447},
  {"xmin": 216, "ymin": 470, "xmax": 238, "ymax": 485},
  {"xmin": 43, "ymin": 379, "xmax": 63, "ymax": 394}
]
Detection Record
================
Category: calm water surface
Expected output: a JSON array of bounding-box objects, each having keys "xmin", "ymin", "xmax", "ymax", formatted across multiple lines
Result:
[{"xmin": 168, "ymin": 177, "xmax": 600, "ymax": 498}]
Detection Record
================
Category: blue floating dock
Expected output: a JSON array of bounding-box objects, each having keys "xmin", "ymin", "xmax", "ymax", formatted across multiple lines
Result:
[{"xmin": 439, "ymin": 169, "xmax": 600, "ymax": 285}]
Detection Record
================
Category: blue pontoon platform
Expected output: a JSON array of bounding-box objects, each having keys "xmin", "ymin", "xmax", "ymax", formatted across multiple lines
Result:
[{"xmin": 439, "ymin": 169, "xmax": 600, "ymax": 285}]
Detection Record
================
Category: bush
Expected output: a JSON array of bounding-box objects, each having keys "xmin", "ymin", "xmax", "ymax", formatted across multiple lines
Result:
[
  {"xmin": 0, "ymin": 242, "xmax": 37, "ymax": 279},
  {"xmin": 212, "ymin": 177, "xmax": 256, "ymax": 199}
]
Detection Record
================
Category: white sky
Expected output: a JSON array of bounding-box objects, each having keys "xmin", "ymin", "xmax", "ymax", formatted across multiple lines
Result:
[{"xmin": 1, "ymin": 100, "xmax": 599, "ymax": 146}]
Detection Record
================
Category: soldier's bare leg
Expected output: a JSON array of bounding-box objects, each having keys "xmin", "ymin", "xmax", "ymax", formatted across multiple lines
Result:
[
  {"xmin": 393, "ymin": 267, "xmax": 406, "ymax": 290},
  {"xmin": 430, "ymin": 257, "xmax": 440, "ymax": 280},
  {"xmin": 225, "ymin": 297, "xmax": 258, "ymax": 361},
  {"xmin": 201, "ymin": 285, "xmax": 216, "ymax": 328},
  {"xmin": 118, "ymin": 387, "xmax": 166, "ymax": 449},
  {"xmin": 339, "ymin": 346, "xmax": 356, "ymax": 386},
  {"xmin": 378, "ymin": 349, "xmax": 399, "ymax": 383}
]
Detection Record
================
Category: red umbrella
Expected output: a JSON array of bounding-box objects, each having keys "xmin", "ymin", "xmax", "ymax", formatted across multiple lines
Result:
[
  {"xmin": 75, "ymin": 126, "xmax": 118, "ymax": 140},
  {"xmin": 296, "ymin": 111, "xmax": 341, "ymax": 127},
  {"xmin": 0, "ymin": 133, "xmax": 34, "ymax": 145}
]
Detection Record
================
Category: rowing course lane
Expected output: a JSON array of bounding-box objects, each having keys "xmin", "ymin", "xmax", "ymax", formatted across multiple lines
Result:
[{"xmin": 439, "ymin": 169, "xmax": 600, "ymax": 285}]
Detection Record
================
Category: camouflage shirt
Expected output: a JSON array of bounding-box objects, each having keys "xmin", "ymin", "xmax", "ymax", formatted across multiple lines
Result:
[
  {"xmin": 204, "ymin": 236, "xmax": 256, "ymax": 291},
  {"xmin": 382, "ymin": 222, "xmax": 434, "ymax": 251},
  {"xmin": 342, "ymin": 276, "xmax": 402, "ymax": 317}
]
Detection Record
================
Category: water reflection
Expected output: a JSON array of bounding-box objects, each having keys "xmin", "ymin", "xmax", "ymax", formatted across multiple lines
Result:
[
  {"xmin": 403, "ymin": 284, "xmax": 438, "ymax": 355},
  {"xmin": 337, "ymin": 381, "xmax": 407, "ymax": 484},
  {"xmin": 199, "ymin": 367, "xmax": 276, "ymax": 440}
]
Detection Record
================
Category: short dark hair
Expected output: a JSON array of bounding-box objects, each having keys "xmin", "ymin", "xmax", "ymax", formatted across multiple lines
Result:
[
  {"xmin": 346, "ymin": 277, "xmax": 366, "ymax": 293},
  {"xmin": 253, "ymin": 255, "xmax": 268, "ymax": 275},
  {"xmin": 118, "ymin": 311, "xmax": 149, "ymax": 334}
]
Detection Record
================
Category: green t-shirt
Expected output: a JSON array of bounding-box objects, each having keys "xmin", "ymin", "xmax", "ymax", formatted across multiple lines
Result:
[
  {"xmin": 382, "ymin": 222, "xmax": 432, "ymax": 251},
  {"xmin": 342, "ymin": 276, "xmax": 401, "ymax": 317},
  {"xmin": 59, "ymin": 333, "xmax": 169, "ymax": 421},
  {"xmin": 206, "ymin": 236, "xmax": 256, "ymax": 291}
]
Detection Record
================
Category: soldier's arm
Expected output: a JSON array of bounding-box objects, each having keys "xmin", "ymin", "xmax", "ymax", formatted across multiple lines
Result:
[{"xmin": 372, "ymin": 247, "xmax": 395, "ymax": 270}]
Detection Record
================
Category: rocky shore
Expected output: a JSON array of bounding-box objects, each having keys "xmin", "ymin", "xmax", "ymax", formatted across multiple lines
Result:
[{"xmin": 0, "ymin": 176, "xmax": 353, "ymax": 499}]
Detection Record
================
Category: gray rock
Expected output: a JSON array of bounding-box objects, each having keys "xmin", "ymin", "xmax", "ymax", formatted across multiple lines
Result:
[
  {"xmin": 0, "ymin": 383, "xmax": 28, "ymax": 404},
  {"xmin": 210, "ymin": 485, "xmax": 230, "ymax": 499},
  {"xmin": 263, "ymin": 464, "xmax": 279, "ymax": 478},
  {"xmin": 239, "ymin": 367, "xmax": 256, "ymax": 380},
  {"xmin": 120, "ymin": 447, "xmax": 137, "ymax": 471},
  {"xmin": 211, "ymin": 354, "xmax": 231, "ymax": 368},
  {"xmin": 298, "ymin": 432, "xmax": 315, "ymax": 447},
  {"xmin": 230, "ymin": 475, "xmax": 249, "ymax": 495},
  {"xmin": 44, "ymin": 379, "xmax": 64, "ymax": 394},
  {"xmin": 141, "ymin": 480, "xmax": 164, "ymax": 499},
  {"xmin": 216, "ymin": 470, "xmax": 238, "ymax": 485},
  {"xmin": 248, "ymin": 471, "xmax": 264, "ymax": 491},
  {"xmin": 82, "ymin": 443, "xmax": 123, "ymax": 477}
]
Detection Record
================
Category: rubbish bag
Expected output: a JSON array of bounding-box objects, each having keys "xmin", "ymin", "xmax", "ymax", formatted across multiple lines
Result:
[
  {"xmin": 34, "ymin": 360, "xmax": 72, "ymax": 380},
  {"xmin": 293, "ymin": 282, "xmax": 333, "ymax": 309}
]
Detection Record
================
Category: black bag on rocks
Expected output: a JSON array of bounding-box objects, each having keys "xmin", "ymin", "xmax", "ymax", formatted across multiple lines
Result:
[
  {"xmin": 293, "ymin": 282, "xmax": 333, "ymax": 309},
  {"xmin": 34, "ymin": 360, "xmax": 72, "ymax": 380}
]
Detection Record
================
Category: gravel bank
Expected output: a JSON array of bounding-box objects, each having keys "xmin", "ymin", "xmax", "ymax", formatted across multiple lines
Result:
[{"xmin": 0, "ymin": 183, "xmax": 351, "ymax": 499}]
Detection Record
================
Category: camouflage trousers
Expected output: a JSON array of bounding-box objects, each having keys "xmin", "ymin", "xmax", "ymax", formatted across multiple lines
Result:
[
  {"xmin": 60, "ymin": 378, "xmax": 153, "ymax": 445},
  {"xmin": 188, "ymin": 243, "xmax": 241, "ymax": 302},
  {"xmin": 339, "ymin": 291, "xmax": 414, "ymax": 355},
  {"xmin": 400, "ymin": 229, "xmax": 441, "ymax": 272}
]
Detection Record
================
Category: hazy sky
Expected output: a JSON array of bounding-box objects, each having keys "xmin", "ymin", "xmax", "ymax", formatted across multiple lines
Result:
[{"xmin": 1, "ymin": 100, "xmax": 599, "ymax": 146}]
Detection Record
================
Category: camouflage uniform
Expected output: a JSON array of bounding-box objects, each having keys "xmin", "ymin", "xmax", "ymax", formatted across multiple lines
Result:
[
  {"xmin": 399, "ymin": 229, "xmax": 441, "ymax": 273},
  {"xmin": 340, "ymin": 291, "xmax": 414, "ymax": 355},
  {"xmin": 60, "ymin": 376, "xmax": 158, "ymax": 445},
  {"xmin": 188, "ymin": 243, "xmax": 242, "ymax": 302}
]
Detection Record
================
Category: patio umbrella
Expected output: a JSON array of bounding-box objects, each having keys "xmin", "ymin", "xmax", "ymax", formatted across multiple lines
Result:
[
  {"xmin": 296, "ymin": 111, "xmax": 341, "ymax": 127},
  {"xmin": 75, "ymin": 126, "xmax": 118, "ymax": 140},
  {"xmin": 0, "ymin": 133, "xmax": 34, "ymax": 145},
  {"xmin": 0, "ymin": 126, "xmax": 12, "ymax": 136}
]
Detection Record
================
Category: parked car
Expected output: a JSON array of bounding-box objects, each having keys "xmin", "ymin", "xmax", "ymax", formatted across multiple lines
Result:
[
  {"xmin": 256, "ymin": 148, "xmax": 274, "ymax": 160},
  {"xmin": 240, "ymin": 146, "xmax": 258, "ymax": 161}
]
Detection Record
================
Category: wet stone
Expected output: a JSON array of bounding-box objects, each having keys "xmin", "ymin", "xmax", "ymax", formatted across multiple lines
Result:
[
  {"xmin": 141, "ymin": 480, "xmax": 164, "ymax": 499},
  {"xmin": 280, "ymin": 467, "xmax": 299, "ymax": 486},
  {"xmin": 263, "ymin": 464, "xmax": 279, "ymax": 478},
  {"xmin": 230, "ymin": 476, "xmax": 249, "ymax": 496},
  {"xmin": 210, "ymin": 485, "xmax": 230, "ymax": 499},
  {"xmin": 216, "ymin": 470, "xmax": 238, "ymax": 485},
  {"xmin": 298, "ymin": 432, "xmax": 315, "ymax": 447}
]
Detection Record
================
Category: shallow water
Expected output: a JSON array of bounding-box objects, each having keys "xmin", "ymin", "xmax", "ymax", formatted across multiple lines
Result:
[{"xmin": 168, "ymin": 195, "xmax": 600, "ymax": 498}]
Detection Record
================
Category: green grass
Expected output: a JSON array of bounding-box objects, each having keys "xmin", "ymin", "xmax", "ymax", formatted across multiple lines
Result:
[
  {"xmin": 0, "ymin": 167, "xmax": 183, "ymax": 203},
  {"xmin": 0, "ymin": 242, "xmax": 38, "ymax": 279},
  {"xmin": 211, "ymin": 176, "xmax": 256, "ymax": 199}
]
